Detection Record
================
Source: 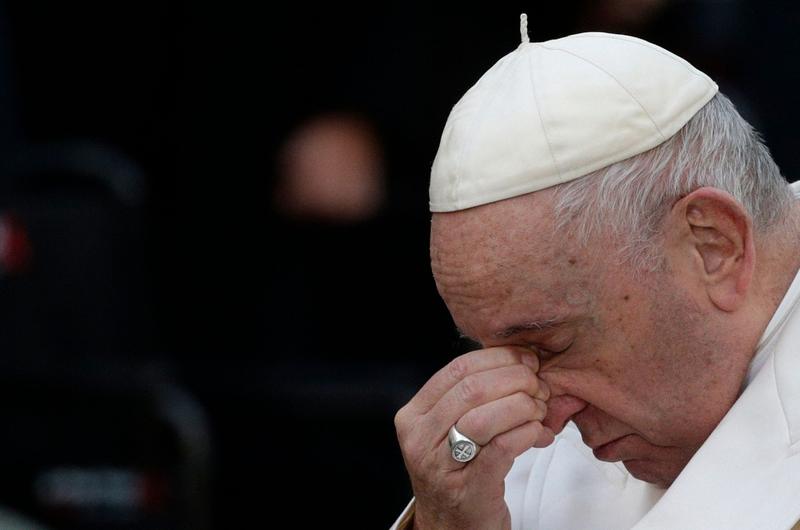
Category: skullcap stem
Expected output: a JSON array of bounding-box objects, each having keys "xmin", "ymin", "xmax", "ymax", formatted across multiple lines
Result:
[{"xmin": 520, "ymin": 13, "xmax": 529, "ymax": 44}]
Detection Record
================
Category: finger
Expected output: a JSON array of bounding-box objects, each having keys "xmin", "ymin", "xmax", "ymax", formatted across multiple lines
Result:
[
  {"xmin": 470, "ymin": 421, "xmax": 555, "ymax": 478},
  {"xmin": 455, "ymin": 392, "xmax": 547, "ymax": 446},
  {"xmin": 424, "ymin": 363, "xmax": 545, "ymax": 436},
  {"xmin": 406, "ymin": 346, "xmax": 539, "ymax": 415}
]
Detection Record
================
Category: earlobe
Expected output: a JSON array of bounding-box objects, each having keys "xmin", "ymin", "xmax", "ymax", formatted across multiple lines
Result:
[{"xmin": 670, "ymin": 188, "xmax": 755, "ymax": 312}]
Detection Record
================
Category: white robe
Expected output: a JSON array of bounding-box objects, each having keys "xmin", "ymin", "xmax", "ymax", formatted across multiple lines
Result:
[{"xmin": 392, "ymin": 181, "xmax": 800, "ymax": 530}]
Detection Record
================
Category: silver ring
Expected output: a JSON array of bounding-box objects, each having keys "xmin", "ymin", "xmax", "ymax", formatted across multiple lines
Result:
[{"xmin": 448, "ymin": 424, "xmax": 481, "ymax": 463}]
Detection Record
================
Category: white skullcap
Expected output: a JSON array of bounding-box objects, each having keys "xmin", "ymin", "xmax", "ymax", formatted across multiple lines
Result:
[{"xmin": 429, "ymin": 16, "xmax": 718, "ymax": 212}]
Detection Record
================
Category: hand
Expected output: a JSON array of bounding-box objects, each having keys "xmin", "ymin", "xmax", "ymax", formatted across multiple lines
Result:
[{"xmin": 394, "ymin": 347, "xmax": 555, "ymax": 530}]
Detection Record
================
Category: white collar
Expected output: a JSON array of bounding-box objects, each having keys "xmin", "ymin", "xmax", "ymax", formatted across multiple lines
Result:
[{"xmin": 745, "ymin": 180, "xmax": 800, "ymax": 385}]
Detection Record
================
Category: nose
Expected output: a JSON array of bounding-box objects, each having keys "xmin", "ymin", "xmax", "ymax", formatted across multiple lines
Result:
[{"xmin": 542, "ymin": 394, "xmax": 588, "ymax": 435}]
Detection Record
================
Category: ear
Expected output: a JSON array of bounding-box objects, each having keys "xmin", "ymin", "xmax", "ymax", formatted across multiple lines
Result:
[{"xmin": 664, "ymin": 187, "xmax": 755, "ymax": 312}]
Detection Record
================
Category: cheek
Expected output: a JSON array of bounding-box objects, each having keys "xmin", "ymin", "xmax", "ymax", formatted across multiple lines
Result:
[
  {"xmin": 547, "ymin": 301, "xmax": 679, "ymax": 432},
  {"xmin": 605, "ymin": 291, "xmax": 737, "ymax": 444},
  {"xmin": 547, "ymin": 278, "xmax": 740, "ymax": 449},
  {"xmin": 599, "ymin": 313, "xmax": 689, "ymax": 426}
]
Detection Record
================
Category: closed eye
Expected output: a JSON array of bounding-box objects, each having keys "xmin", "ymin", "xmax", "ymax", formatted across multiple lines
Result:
[{"xmin": 532, "ymin": 341, "xmax": 573, "ymax": 359}]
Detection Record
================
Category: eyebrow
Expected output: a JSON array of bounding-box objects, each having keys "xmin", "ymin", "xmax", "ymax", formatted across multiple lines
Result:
[{"xmin": 457, "ymin": 317, "xmax": 567, "ymax": 342}]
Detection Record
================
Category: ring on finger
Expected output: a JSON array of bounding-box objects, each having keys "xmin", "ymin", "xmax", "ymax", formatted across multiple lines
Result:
[{"xmin": 448, "ymin": 424, "xmax": 481, "ymax": 463}]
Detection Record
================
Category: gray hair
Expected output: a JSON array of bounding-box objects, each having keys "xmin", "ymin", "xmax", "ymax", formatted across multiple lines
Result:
[{"xmin": 551, "ymin": 92, "xmax": 794, "ymax": 271}]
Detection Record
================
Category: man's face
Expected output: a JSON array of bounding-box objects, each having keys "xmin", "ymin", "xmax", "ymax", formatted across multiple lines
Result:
[{"xmin": 430, "ymin": 191, "xmax": 749, "ymax": 487}]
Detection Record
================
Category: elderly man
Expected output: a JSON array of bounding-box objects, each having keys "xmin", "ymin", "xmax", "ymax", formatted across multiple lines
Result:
[{"xmin": 392, "ymin": 17, "xmax": 800, "ymax": 530}]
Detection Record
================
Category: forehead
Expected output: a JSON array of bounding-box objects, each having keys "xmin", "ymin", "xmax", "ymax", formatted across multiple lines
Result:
[
  {"xmin": 430, "ymin": 191, "xmax": 560, "ymax": 275},
  {"xmin": 430, "ymin": 192, "xmax": 590, "ymax": 337}
]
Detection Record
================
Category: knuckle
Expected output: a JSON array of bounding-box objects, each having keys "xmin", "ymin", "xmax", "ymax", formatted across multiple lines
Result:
[
  {"xmin": 490, "ymin": 432, "xmax": 515, "ymax": 455},
  {"xmin": 513, "ymin": 392, "xmax": 544, "ymax": 421},
  {"xmin": 459, "ymin": 410, "xmax": 489, "ymax": 439},
  {"xmin": 500, "ymin": 363, "xmax": 517, "ymax": 381},
  {"xmin": 394, "ymin": 403, "xmax": 409, "ymax": 425},
  {"xmin": 447, "ymin": 354, "xmax": 470, "ymax": 382},
  {"xmin": 394, "ymin": 405, "xmax": 412, "ymax": 439},
  {"xmin": 522, "ymin": 367, "xmax": 541, "ymax": 394},
  {"xmin": 510, "ymin": 389, "xmax": 529, "ymax": 405},
  {"xmin": 508, "ymin": 363, "xmax": 539, "ymax": 392},
  {"xmin": 518, "ymin": 350, "xmax": 539, "ymax": 371},
  {"xmin": 457, "ymin": 374, "xmax": 485, "ymax": 405},
  {"xmin": 513, "ymin": 362, "xmax": 533, "ymax": 377}
]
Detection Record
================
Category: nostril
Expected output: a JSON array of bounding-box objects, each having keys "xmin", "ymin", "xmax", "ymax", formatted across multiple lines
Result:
[{"xmin": 542, "ymin": 395, "xmax": 589, "ymax": 435}]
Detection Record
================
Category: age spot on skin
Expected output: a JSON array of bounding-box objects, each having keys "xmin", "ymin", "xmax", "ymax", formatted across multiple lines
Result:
[{"xmin": 623, "ymin": 295, "xmax": 630, "ymax": 301}]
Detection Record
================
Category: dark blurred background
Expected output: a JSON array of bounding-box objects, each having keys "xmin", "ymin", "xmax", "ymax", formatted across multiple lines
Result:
[{"xmin": 0, "ymin": 1, "xmax": 796, "ymax": 529}]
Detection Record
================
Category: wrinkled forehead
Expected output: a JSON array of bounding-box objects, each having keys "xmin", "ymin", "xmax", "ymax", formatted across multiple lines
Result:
[
  {"xmin": 430, "ymin": 191, "xmax": 595, "ymax": 340},
  {"xmin": 430, "ymin": 190, "xmax": 558, "ymax": 266}
]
